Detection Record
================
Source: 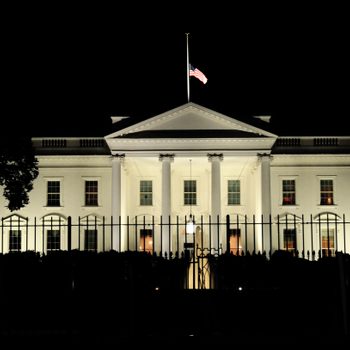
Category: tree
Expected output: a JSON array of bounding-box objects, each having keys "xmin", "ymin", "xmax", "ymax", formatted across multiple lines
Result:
[{"xmin": 0, "ymin": 136, "xmax": 39, "ymax": 212}]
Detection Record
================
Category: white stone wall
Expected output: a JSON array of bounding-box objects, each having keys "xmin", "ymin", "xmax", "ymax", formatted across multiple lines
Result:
[
  {"xmin": 1, "ymin": 152, "xmax": 349, "ymax": 255},
  {"xmin": 270, "ymin": 154, "xmax": 350, "ymax": 254},
  {"xmin": 271, "ymin": 155, "xmax": 350, "ymax": 217}
]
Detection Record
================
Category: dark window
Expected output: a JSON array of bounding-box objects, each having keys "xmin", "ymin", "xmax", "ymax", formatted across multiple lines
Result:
[
  {"xmin": 184, "ymin": 180, "xmax": 196, "ymax": 205},
  {"xmin": 9, "ymin": 230, "xmax": 21, "ymax": 252},
  {"xmin": 47, "ymin": 230, "xmax": 61, "ymax": 251},
  {"xmin": 47, "ymin": 181, "xmax": 60, "ymax": 206},
  {"xmin": 140, "ymin": 180, "xmax": 153, "ymax": 206},
  {"xmin": 228, "ymin": 180, "xmax": 240, "ymax": 205},
  {"xmin": 85, "ymin": 181, "xmax": 98, "ymax": 206},
  {"xmin": 85, "ymin": 229, "xmax": 97, "ymax": 251}
]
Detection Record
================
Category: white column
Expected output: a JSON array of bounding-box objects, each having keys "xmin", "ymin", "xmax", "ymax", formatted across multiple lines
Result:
[
  {"xmin": 259, "ymin": 153, "xmax": 272, "ymax": 253},
  {"xmin": 159, "ymin": 154, "xmax": 174, "ymax": 257},
  {"xmin": 112, "ymin": 154, "xmax": 124, "ymax": 251},
  {"xmin": 208, "ymin": 153, "xmax": 223, "ymax": 253}
]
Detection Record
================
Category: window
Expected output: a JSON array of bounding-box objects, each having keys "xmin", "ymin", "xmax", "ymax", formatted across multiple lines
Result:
[
  {"xmin": 47, "ymin": 230, "xmax": 61, "ymax": 251},
  {"xmin": 9, "ymin": 230, "xmax": 21, "ymax": 252},
  {"xmin": 47, "ymin": 181, "xmax": 60, "ymax": 206},
  {"xmin": 228, "ymin": 229, "xmax": 241, "ymax": 255},
  {"xmin": 283, "ymin": 229, "xmax": 296, "ymax": 251},
  {"xmin": 321, "ymin": 228, "xmax": 335, "ymax": 257},
  {"xmin": 228, "ymin": 180, "xmax": 240, "ymax": 205},
  {"xmin": 282, "ymin": 180, "xmax": 296, "ymax": 205},
  {"xmin": 320, "ymin": 179, "xmax": 334, "ymax": 205},
  {"xmin": 184, "ymin": 180, "xmax": 196, "ymax": 205},
  {"xmin": 139, "ymin": 229, "xmax": 153, "ymax": 253},
  {"xmin": 85, "ymin": 229, "xmax": 97, "ymax": 251},
  {"xmin": 140, "ymin": 180, "xmax": 153, "ymax": 206},
  {"xmin": 85, "ymin": 180, "xmax": 98, "ymax": 206}
]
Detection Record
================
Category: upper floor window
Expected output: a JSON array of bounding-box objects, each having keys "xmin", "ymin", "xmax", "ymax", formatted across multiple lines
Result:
[
  {"xmin": 85, "ymin": 180, "xmax": 98, "ymax": 206},
  {"xmin": 320, "ymin": 179, "xmax": 334, "ymax": 205},
  {"xmin": 184, "ymin": 180, "xmax": 196, "ymax": 205},
  {"xmin": 9, "ymin": 230, "xmax": 21, "ymax": 252},
  {"xmin": 228, "ymin": 180, "xmax": 240, "ymax": 205},
  {"xmin": 140, "ymin": 180, "xmax": 153, "ymax": 206},
  {"xmin": 282, "ymin": 180, "xmax": 296, "ymax": 205},
  {"xmin": 47, "ymin": 181, "xmax": 60, "ymax": 206}
]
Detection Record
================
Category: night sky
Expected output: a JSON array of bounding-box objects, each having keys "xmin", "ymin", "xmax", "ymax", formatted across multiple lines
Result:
[{"xmin": 3, "ymin": 6, "xmax": 349, "ymax": 137}]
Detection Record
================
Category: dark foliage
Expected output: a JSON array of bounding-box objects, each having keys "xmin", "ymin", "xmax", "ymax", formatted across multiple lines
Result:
[
  {"xmin": 0, "ymin": 136, "xmax": 38, "ymax": 211},
  {"xmin": 0, "ymin": 250, "xmax": 349, "ymax": 345}
]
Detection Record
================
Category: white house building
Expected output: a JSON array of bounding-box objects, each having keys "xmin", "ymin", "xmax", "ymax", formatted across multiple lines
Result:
[{"xmin": 1, "ymin": 102, "xmax": 350, "ymax": 258}]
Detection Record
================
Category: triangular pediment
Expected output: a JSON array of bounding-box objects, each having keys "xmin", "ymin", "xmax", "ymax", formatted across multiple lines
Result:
[{"xmin": 105, "ymin": 102, "xmax": 277, "ymax": 139}]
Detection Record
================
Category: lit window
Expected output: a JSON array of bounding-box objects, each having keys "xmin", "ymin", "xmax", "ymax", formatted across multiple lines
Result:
[
  {"xmin": 321, "ymin": 228, "xmax": 335, "ymax": 257},
  {"xmin": 228, "ymin": 180, "xmax": 240, "ymax": 205},
  {"xmin": 85, "ymin": 181, "xmax": 98, "ymax": 206},
  {"xmin": 320, "ymin": 180, "xmax": 334, "ymax": 205},
  {"xmin": 283, "ymin": 228, "xmax": 296, "ymax": 251},
  {"xmin": 47, "ymin": 230, "xmax": 61, "ymax": 251},
  {"xmin": 184, "ymin": 180, "xmax": 196, "ymax": 205},
  {"xmin": 47, "ymin": 181, "xmax": 60, "ymax": 206},
  {"xmin": 228, "ymin": 228, "xmax": 241, "ymax": 255},
  {"xmin": 9, "ymin": 230, "xmax": 21, "ymax": 252},
  {"xmin": 282, "ymin": 180, "xmax": 296, "ymax": 205},
  {"xmin": 140, "ymin": 180, "xmax": 153, "ymax": 206},
  {"xmin": 85, "ymin": 229, "xmax": 97, "ymax": 251},
  {"xmin": 140, "ymin": 229, "xmax": 153, "ymax": 253}
]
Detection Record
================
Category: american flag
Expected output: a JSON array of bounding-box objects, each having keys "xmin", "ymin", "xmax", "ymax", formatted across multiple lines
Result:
[{"xmin": 189, "ymin": 64, "xmax": 208, "ymax": 84}]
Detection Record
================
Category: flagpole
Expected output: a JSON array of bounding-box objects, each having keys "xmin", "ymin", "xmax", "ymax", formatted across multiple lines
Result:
[{"xmin": 186, "ymin": 33, "xmax": 190, "ymax": 102}]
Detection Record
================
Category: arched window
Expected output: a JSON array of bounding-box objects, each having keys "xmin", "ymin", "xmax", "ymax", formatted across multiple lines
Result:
[
  {"xmin": 41, "ymin": 214, "xmax": 67, "ymax": 253},
  {"xmin": 80, "ymin": 214, "xmax": 103, "ymax": 252},
  {"xmin": 276, "ymin": 213, "xmax": 302, "ymax": 252},
  {"xmin": 2, "ymin": 214, "xmax": 27, "ymax": 253},
  {"xmin": 314, "ymin": 212, "xmax": 341, "ymax": 257}
]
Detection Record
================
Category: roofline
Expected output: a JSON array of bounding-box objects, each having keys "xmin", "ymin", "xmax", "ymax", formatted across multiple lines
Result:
[{"xmin": 105, "ymin": 102, "xmax": 278, "ymax": 139}]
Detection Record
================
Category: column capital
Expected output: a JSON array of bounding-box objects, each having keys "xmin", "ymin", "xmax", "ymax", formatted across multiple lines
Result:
[
  {"xmin": 207, "ymin": 153, "xmax": 223, "ymax": 161},
  {"xmin": 257, "ymin": 153, "xmax": 273, "ymax": 161},
  {"xmin": 159, "ymin": 153, "xmax": 175, "ymax": 162},
  {"xmin": 112, "ymin": 153, "xmax": 125, "ymax": 159}
]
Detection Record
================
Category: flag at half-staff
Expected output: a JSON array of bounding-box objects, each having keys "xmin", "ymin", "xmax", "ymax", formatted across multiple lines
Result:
[{"xmin": 189, "ymin": 64, "xmax": 208, "ymax": 84}]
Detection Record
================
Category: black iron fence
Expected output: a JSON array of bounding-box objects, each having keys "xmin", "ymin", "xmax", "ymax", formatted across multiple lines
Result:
[
  {"xmin": 1, "ymin": 213, "xmax": 349, "ymax": 259},
  {"xmin": 1, "ymin": 214, "xmax": 349, "ymax": 340}
]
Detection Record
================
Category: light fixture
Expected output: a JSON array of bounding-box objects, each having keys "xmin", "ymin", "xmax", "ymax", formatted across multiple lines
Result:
[{"xmin": 186, "ymin": 215, "xmax": 194, "ymax": 234}]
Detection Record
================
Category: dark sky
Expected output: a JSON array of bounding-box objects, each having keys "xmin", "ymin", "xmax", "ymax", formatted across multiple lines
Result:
[{"xmin": 4, "ymin": 6, "xmax": 349, "ymax": 137}]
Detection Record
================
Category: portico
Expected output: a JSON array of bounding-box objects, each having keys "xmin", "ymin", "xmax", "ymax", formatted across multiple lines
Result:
[{"xmin": 106, "ymin": 102, "xmax": 277, "ymax": 253}]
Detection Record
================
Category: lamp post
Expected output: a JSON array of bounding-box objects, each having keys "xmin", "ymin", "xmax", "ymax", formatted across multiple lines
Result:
[{"xmin": 185, "ymin": 159, "xmax": 195, "ymax": 258}]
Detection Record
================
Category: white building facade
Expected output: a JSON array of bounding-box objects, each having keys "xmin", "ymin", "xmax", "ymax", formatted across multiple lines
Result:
[{"xmin": 1, "ymin": 103, "xmax": 350, "ymax": 257}]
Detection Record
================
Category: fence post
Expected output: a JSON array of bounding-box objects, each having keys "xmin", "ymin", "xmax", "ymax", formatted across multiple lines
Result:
[
  {"xmin": 226, "ymin": 214, "xmax": 230, "ymax": 254},
  {"xmin": 343, "ymin": 214, "xmax": 346, "ymax": 254},
  {"xmin": 1, "ymin": 217, "xmax": 3, "ymax": 254},
  {"xmin": 269, "ymin": 214, "xmax": 272, "ymax": 257},
  {"xmin": 67, "ymin": 216, "xmax": 72, "ymax": 251},
  {"xmin": 337, "ymin": 252, "xmax": 349, "ymax": 337}
]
